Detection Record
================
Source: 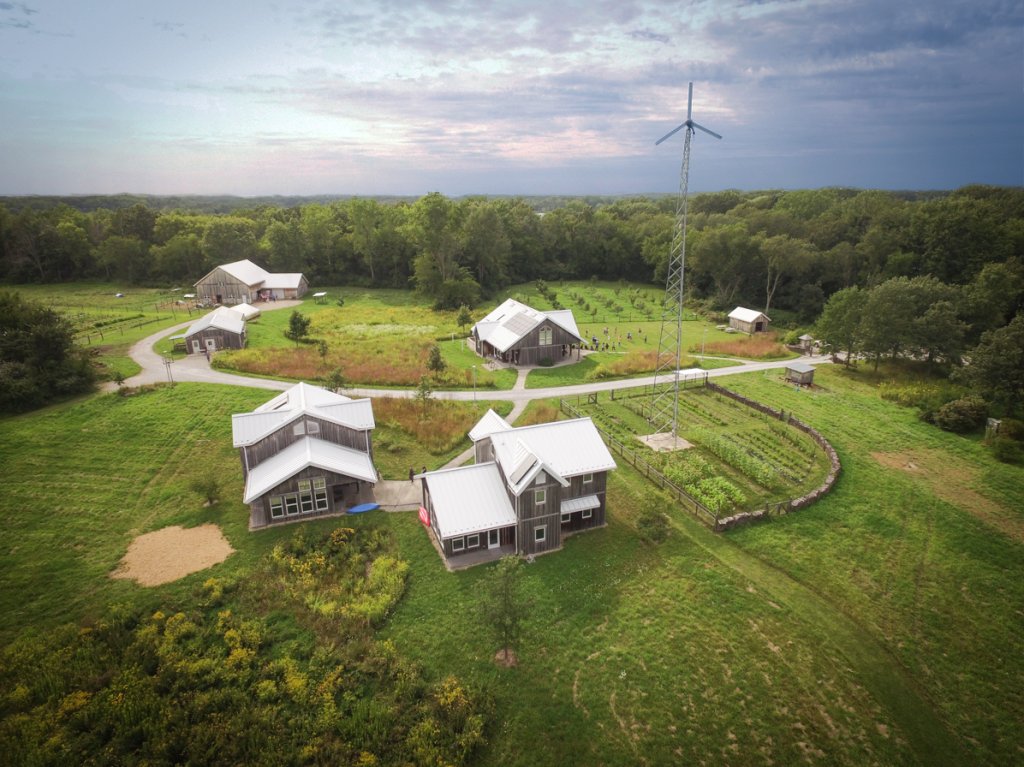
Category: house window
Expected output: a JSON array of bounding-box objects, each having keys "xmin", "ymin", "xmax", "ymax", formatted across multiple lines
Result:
[
  {"xmin": 452, "ymin": 537, "xmax": 465, "ymax": 552},
  {"xmin": 269, "ymin": 496, "xmax": 284, "ymax": 519},
  {"xmin": 467, "ymin": 534, "xmax": 480, "ymax": 549},
  {"xmin": 297, "ymin": 479, "xmax": 311, "ymax": 492},
  {"xmin": 535, "ymin": 471, "xmax": 546, "ymax": 485},
  {"xmin": 284, "ymin": 494, "xmax": 300, "ymax": 516},
  {"xmin": 561, "ymin": 513, "xmax": 571, "ymax": 524},
  {"xmin": 307, "ymin": 421, "xmax": 320, "ymax": 435},
  {"xmin": 293, "ymin": 422, "xmax": 306, "ymax": 436},
  {"xmin": 582, "ymin": 508, "xmax": 593, "ymax": 519},
  {"xmin": 583, "ymin": 473, "xmax": 593, "ymax": 486},
  {"xmin": 312, "ymin": 478, "xmax": 329, "ymax": 512},
  {"xmin": 300, "ymin": 490, "xmax": 314, "ymax": 514},
  {"xmin": 539, "ymin": 326, "xmax": 552, "ymax": 345},
  {"xmin": 534, "ymin": 489, "xmax": 546, "ymax": 512},
  {"xmin": 535, "ymin": 525, "xmax": 546, "ymax": 543}
]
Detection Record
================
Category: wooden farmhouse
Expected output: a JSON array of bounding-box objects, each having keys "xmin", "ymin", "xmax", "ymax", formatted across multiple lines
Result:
[
  {"xmin": 471, "ymin": 298, "xmax": 583, "ymax": 366},
  {"xmin": 195, "ymin": 259, "xmax": 309, "ymax": 305},
  {"xmin": 728, "ymin": 307, "xmax": 771, "ymax": 334},
  {"xmin": 232, "ymin": 382, "xmax": 378, "ymax": 529},
  {"xmin": 183, "ymin": 306, "xmax": 246, "ymax": 355},
  {"xmin": 785, "ymin": 361, "xmax": 815, "ymax": 386},
  {"xmin": 419, "ymin": 410, "xmax": 616, "ymax": 569}
]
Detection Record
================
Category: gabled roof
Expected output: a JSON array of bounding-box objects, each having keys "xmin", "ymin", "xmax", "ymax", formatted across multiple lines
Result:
[
  {"xmin": 232, "ymin": 382, "xmax": 374, "ymax": 447},
  {"xmin": 185, "ymin": 306, "xmax": 245, "ymax": 337},
  {"xmin": 423, "ymin": 463, "xmax": 517, "ymax": 539},
  {"xmin": 243, "ymin": 436, "xmax": 377, "ymax": 503},
  {"xmin": 468, "ymin": 409, "xmax": 512, "ymax": 442},
  {"xmin": 786, "ymin": 361, "xmax": 815, "ymax": 374},
  {"xmin": 472, "ymin": 298, "xmax": 582, "ymax": 352},
  {"xmin": 728, "ymin": 307, "xmax": 771, "ymax": 323},
  {"xmin": 479, "ymin": 415, "xmax": 617, "ymax": 493},
  {"xmin": 214, "ymin": 259, "xmax": 272, "ymax": 287}
]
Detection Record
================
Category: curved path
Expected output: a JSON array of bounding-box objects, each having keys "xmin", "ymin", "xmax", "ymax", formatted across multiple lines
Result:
[{"xmin": 114, "ymin": 306, "xmax": 965, "ymax": 763}]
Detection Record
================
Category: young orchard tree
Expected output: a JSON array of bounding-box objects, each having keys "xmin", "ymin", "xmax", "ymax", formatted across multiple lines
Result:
[
  {"xmin": 427, "ymin": 344, "xmax": 446, "ymax": 374},
  {"xmin": 481, "ymin": 555, "xmax": 530, "ymax": 665},
  {"xmin": 286, "ymin": 310, "xmax": 311, "ymax": 346}
]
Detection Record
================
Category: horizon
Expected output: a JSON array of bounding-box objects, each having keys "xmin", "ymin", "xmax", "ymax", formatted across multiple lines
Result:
[{"xmin": 2, "ymin": 1, "xmax": 1022, "ymax": 196}]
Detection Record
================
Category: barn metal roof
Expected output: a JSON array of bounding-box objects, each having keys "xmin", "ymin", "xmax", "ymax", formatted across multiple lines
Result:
[
  {"xmin": 232, "ymin": 302, "xmax": 262, "ymax": 319},
  {"xmin": 185, "ymin": 307, "xmax": 245, "ymax": 337},
  {"xmin": 468, "ymin": 409, "xmax": 512, "ymax": 441},
  {"xmin": 243, "ymin": 436, "xmax": 377, "ymax": 503},
  {"xmin": 423, "ymin": 463, "xmax": 517, "ymax": 539},
  {"xmin": 728, "ymin": 307, "xmax": 771, "ymax": 323},
  {"xmin": 215, "ymin": 259, "xmax": 272, "ymax": 287},
  {"xmin": 472, "ymin": 298, "xmax": 583, "ymax": 352},
  {"xmin": 486, "ymin": 417, "xmax": 616, "ymax": 493},
  {"xmin": 232, "ymin": 382, "xmax": 375, "ymax": 446},
  {"xmin": 786, "ymin": 361, "xmax": 815, "ymax": 373},
  {"xmin": 261, "ymin": 273, "xmax": 305, "ymax": 290}
]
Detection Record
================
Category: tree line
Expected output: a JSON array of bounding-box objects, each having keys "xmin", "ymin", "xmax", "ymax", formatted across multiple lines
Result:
[{"xmin": 2, "ymin": 186, "xmax": 1021, "ymax": 314}]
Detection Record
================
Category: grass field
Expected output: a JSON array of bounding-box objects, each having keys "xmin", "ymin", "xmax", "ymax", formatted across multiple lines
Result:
[{"xmin": 1, "ymin": 368, "xmax": 1021, "ymax": 764}]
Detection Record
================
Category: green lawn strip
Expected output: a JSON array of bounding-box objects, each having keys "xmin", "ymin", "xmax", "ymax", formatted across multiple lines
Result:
[
  {"xmin": 379, "ymin": 472, "xmax": 915, "ymax": 765},
  {"xmin": 719, "ymin": 366, "xmax": 1024, "ymax": 764}
]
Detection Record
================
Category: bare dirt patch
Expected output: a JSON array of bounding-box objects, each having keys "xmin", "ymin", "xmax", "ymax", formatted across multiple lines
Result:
[
  {"xmin": 871, "ymin": 449, "xmax": 1023, "ymax": 544},
  {"xmin": 494, "ymin": 648, "xmax": 518, "ymax": 667},
  {"xmin": 112, "ymin": 524, "xmax": 235, "ymax": 587}
]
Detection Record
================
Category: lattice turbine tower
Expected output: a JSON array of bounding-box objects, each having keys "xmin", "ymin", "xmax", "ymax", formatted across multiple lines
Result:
[{"xmin": 649, "ymin": 82, "xmax": 721, "ymax": 440}]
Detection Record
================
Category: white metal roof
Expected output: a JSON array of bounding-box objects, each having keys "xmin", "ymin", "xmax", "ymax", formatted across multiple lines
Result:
[
  {"xmin": 185, "ymin": 306, "xmax": 245, "ymax": 337},
  {"xmin": 488, "ymin": 417, "xmax": 616, "ymax": 491},
  {"xmin": 468, "ymin": 409, "xmax": 512, "ymax": 442},
  {"xmin": 561, "ymin": 495, "xmax": 600, "ymax": 514},
  {"xmin": 424, "ymin": 463, "xmax": 517, "ymax": 539},
  {"xmin": 243, "ymin": 436, "xmax": 377, "ymax": 503},
  {"xmin": 728, "ymin": 307, "xmax": 771, "ymax": 323},
  {"xmin": 233, "ymin": 302, "xmax": 261, "ymax": 320},
  {"xmin": 232, "ymin": 382, "xmax": 375, "ymax": 446},
  {"xmin": 786, "ymin": 361, "xmax": 815, "ymax": 374},
  {"xmin": 676, "ymin": 368, "xmax": 708, "ymax": 382},
  {"xmin": 261, "ymin": 272, "xmax": 305, "ymax": 290},
  {"xmin": 472, "ymin": 298, "xmax": 582, "ymax": 352},
  {"xmin": 216, "ymin": 259, "xmax": 272, "ymax": 287}
]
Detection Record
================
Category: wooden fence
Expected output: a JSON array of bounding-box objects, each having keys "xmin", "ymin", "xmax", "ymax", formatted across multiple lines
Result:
[{"xmin": 561, "ymin": 380, "xmax": 842, "ymax": 532}]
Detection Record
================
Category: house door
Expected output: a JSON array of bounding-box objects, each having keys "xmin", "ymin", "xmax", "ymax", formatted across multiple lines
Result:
[
  {"xmin": 191, "ymin": 340, "xmax": 201, "ymax": 354},
  {"xmin": 205, "ymin": 338, "xmax": 217, "ymax": 352},
  {"xmin": 488, "ymin": 529, "xmax": 500, "ymax": 549}
]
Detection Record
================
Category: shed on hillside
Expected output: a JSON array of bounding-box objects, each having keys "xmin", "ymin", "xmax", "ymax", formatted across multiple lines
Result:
[
  {"xmin": 798, "ymin": 333, "xmax": 815, "ymax": 352},
  {"xmin": 728, "ymin": 307, "xmax": 771, "ymax": 334},
  {"xmin": 785, "ymin": 361, "xmax": 815, "ymax": 385}
]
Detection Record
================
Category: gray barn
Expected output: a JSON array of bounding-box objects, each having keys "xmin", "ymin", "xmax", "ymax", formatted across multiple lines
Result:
[{"xmin": 471, "ymin": 298, "xmax": 583, "ymax": 366}]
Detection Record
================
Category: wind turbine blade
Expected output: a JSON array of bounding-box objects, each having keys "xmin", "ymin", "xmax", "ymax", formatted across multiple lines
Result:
[
  {"xmin": 687, "ymin": 82, "xmax": 693, "ymax": 121},
  {"xmin": 691, "ymin": 121, "xmax": 722, "ymax": 140},
  {"xmin": 655, "ymin": 123, "xmax": 687, "ymax": 145}
]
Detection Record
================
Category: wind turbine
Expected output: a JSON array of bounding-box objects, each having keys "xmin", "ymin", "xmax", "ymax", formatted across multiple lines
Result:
[{"xmin": 649, "ymin": 82, "xmax": 722, "ymax": 444}]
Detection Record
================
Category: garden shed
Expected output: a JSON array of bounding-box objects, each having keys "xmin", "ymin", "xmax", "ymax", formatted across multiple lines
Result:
[
  {"xmin": 728, "ymin": 307, "xmax": 771, "ymax": 334},
  {"xmin": 785, "ymin": 361, "xmax": 815, "ymax": 385},
  {"xmin": 184, "ymin": 307, "xmax": 246, "ymax": 355}
]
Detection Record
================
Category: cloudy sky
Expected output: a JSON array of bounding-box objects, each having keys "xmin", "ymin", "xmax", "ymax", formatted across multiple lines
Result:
[{"xmin": 1, "ymin": 0, "xmax": 1021, "ymax": 196}]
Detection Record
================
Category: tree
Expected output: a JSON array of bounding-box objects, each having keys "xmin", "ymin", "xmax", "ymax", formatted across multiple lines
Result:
[
  {"xmin": 756, "ymin": 234, "xmax": 815, "ymax": 315},
  {"xmin": 427, "ymin": 344, "xmax": 446, "ymax": 374},
  {"xmin": 480, "ymin": 555, "xmax": 529, "ymax": 665},
  {"xmin": 0, "ymin": 291, "xmax": 95, "ymax": 412},
  {"xmin": 456, "ymin": 305, "xmax": 472, "ymax": 334},
  {"xmin": 815, "ymin": 287, "xmax": 866, "ymax": 366},
  {"xmin": 955, "ymin": 313, "xmax": 1024, "ymax": 417},
  {"xmin": 323, "ymin": 367, "xmax": 346, "ymax": 393},
  {"xmin": 286, "ymin": 311, "xmax": 311, "ymax": 345},
  {"xmin": 415, "ymin": 375, "xmax": 434, "ymax": 413},
  {"xmin": 189, "ymin": 471, "xmax": 222, "ymax": 506}
]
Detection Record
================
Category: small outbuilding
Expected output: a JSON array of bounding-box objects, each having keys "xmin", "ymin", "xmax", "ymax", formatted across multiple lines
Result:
[
  {"xmin": 798, "ymin": 333, "xmax": 815, "ymax": 352},
  {"xmin": 184, "ymin": 307, "xmax": 246, "ymax": 355},
  {"xmin": 728, "ymin": 307, "xmax": 771, "ymax": 334},
  {"xmin": 785, "ymin": 361, "xmax": 815, "ymax": 386},
  {"xmin": 471, "ymin": 298, "xmax": 583, "ymax": 366}
]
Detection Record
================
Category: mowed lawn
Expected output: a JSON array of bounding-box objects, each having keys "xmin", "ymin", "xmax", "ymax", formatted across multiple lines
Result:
[{"xmin": 1, "ymin": 372, "xmax": 1022, "ymax": 765}]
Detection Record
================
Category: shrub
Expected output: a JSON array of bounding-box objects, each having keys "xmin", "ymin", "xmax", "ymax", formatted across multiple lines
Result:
[
  {"xmin": 990, "ymin": 436, "xmax": 1024, "ymax": 464},
  {"xmin": 932, "ymin": 395, "xmax": 988, "ymax": 434},
  {"xmin": 637, "ymin": 498, "xmax": 669, "ymax": 544},
  {"xmin": 997, "ymin": 418, "xmax": 1024, "ymax": 441},
  {"xmin": 537, "ymin": 357, "xmax": 553, "ymax": 367}
]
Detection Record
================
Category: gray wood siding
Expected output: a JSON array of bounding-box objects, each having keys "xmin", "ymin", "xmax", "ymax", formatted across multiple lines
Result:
[
  {"xmin": 249, "ymin": 465, "xmax": 356, "ymax": 528},
  {"xmin": 185, "ymin": 326, "xmax": 246, "ymax": 352},
  {"xmin": 516, "ymin": 474, "xmax": 563, "ymax": 555},
  {"xmin": 196, "ymin": 269, "xmax": 256, "ymax": 305},
  {"xmin": 476, "ymin": 321, "xmax": 581, "ymax": 366},
  {"xmin": 242, "ymin": 415, "xmax": 371, "ymax": 468}
]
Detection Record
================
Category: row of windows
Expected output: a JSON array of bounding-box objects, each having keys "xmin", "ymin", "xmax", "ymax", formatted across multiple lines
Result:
[
  {"xmin": 292, "ymin": 420, "xmax": 321, "ymax": 437},
  {"xmin": 534, "ymin": 475, "xmax": 593, "ymax": 509},
  {"xmin": 269, "ymin": 477, "xmax": 329, "ymax": 519},
  {"xmin": 451, "ymin": 533, "xmax": 481, "ymax": 552}
]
